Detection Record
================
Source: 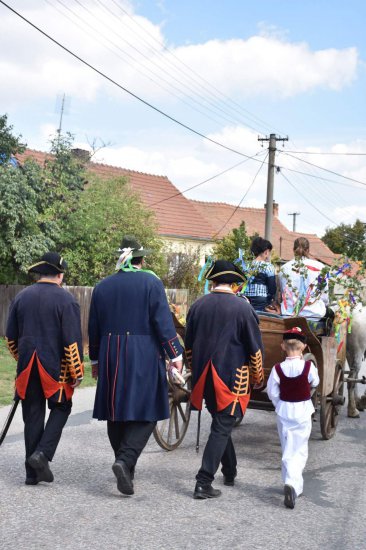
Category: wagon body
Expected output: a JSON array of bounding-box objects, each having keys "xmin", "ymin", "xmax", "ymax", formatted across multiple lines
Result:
[{"xmin": 153, "ymin": 312, "xmax": 348, "ymax": 449}]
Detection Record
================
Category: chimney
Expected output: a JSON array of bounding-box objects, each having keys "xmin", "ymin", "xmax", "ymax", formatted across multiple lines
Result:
[
  {"xmin": 264, "ymin": 200, "xmax": 279, "ymax": 217},
  {"xmin": 71, "ymin": 148, "xmax": 90, "ymax": 162}
]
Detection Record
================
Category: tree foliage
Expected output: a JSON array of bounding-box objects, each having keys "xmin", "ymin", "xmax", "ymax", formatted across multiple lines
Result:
[
  {"xmin": 322, "ymin": 220, "xmax": 366, "ymax": 264},
  {"xmin": 62, "ymin": 175, "xmax": 165, "ymax": 286},
  {"xmin": 161, "ymin": 250, "xmax": 204, "ymax": 301},
  {"xmin": 212, "ymin": 222, "xmax": 254, "ymax": 262},
  {"xmin": 0, "ymin": 114, "xmax": 25, "ymax": 163},
  {"xmin": 0, "ymin": 117, "xmax": 163, "ymax": 285}
]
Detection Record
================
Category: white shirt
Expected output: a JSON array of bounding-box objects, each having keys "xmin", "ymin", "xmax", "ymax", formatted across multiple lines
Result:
[
  {"xmin": 267, "ymin": 356, "xmax": 320, "ymax": 422},
  {"xmin": 279, "ymin": 258, "xmax": 329, "ymax": 320}
]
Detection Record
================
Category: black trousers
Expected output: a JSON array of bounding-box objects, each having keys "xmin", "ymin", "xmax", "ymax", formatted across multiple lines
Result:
[
  {"xmin": 107, "ymin": 420, "xmax": 156, "ymax": 471},
  {"xmin": 22, "ymin": 363, "xmax": 72, "ymax": 478},
  {"xmin": 196, "ymin": 410, "xmax": 237, "ymax": 485}
]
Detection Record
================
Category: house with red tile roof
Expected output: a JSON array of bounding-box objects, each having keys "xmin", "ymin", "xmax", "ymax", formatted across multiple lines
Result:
[{"xmin": 17, "ymin": 149, "xmax": 336, "ymax": 265}]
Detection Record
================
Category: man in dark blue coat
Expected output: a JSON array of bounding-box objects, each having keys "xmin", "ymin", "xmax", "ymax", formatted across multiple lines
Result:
[
  {"xmin": 185, "ymin": 260, "xmax": 264, "ymax": 499},
  {"xmin": 88, "ymin": 236, "xmax": 183, "ymax": 496},
  {"xmin": 6, "ymin": 252, "xmax": 84, "ymax": 485}
]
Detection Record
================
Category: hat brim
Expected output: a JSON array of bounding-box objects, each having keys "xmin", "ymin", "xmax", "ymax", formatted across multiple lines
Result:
[
  {"xmin": 28, "ymin": 261, "xmax": 66, "ymax": 275},
  {"xmin": 131, "ymin": 248, "xmax": 151, "ymax": 258},
  {"xmin": 206, "ymin": 268, "xmax": 246, "ymax": 284}
]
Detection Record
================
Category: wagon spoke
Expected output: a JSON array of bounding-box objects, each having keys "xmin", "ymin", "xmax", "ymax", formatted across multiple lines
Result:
[
  {"xmin": 177, "ymin": 402, "xmax": 187, "ymax": 423},
  {"xmin": 174, "ymin": 407, "xmax": 180, "ymax": 439}
]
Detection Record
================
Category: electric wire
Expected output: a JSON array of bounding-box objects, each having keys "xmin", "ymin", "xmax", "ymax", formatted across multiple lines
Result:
[
  {"xmin": 149, "ymin": 150, "xmax": 267, "ymax": 207},
  {"xmin": 280, "ymin": 151, "xmax": 366, "ymax": 187},
  {"xmin": 91, "ymin": 0, "xmax": 265, "ymax": 133},
  {"xmin": 211, "ymin": 152, "xmax": 269, "ymax": 239},
  {"xmin": 103, "ymin": 0, "xmax": 284, "ymax": 135},
  {"xmin": 0, "ymin": 0, "xmax": 268, "ymax": 162},
  {"xmin": 283, "ymin": 150, "xmax": 366, "ymax": 156},
  {"xmin": 47, "ymin": 0, "xmax": 238, "ymax": 129}
]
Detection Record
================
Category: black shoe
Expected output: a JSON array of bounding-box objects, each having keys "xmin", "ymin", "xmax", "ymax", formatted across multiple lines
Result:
[
  {"xmin": 112, "ymin": 461, "xmax": 134, "ymax": 495},
  {"xmin": 130, "ymin": 466, "xmax": 135, "ymax": 481},
  {"xmin": 223, "ymin": 475, "xmax": 236, "ymax": 486},
  {"xmin": 193, "ymin": 484, "xmax": 221, "ymax": 499},
  {"xmin": 284, "ymin": 484, "xmax": 296, "ymax": 509},
  {"xmin": 27, "ymin": 451, "xmax": 54, "ymax": 483},
  {"xmin": 25, "ymin": 477, "xmax": 39, "ymax": 485}
]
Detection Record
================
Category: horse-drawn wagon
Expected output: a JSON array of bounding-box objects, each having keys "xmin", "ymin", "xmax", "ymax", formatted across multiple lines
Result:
[{"xmin": 153, "ymin": 311, "xmax": 355, "ymax": 450}]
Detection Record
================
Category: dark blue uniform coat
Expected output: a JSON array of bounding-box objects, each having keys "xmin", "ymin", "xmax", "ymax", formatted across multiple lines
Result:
[
  {"xmin": 6, "ymin": 282, "xmax": 84, "ymax": 403},
  {"xmin": 185, "ymin": 291, "xmax": 264, "ymax": 416},
  {"xmin": 88, "ymin": 271, "xmax": 183, "ymax": 422}
]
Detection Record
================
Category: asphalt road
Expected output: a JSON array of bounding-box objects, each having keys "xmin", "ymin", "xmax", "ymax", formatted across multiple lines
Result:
[{"xmin": 0, "ymin": 386, "xmax": 365, "ymax": 550}]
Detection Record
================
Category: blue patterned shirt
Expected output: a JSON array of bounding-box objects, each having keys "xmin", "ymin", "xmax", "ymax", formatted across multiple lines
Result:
[{"xmin": 244, "ymin": 261, "xmax": 276, "ymax": 302}]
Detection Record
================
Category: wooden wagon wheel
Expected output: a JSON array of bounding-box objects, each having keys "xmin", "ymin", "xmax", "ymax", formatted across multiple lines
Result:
[
  {"xmin": 153, "ymin": 366, "xmax": 192, "ymax": 451},
  {"xmin": 320, "ymin": 360, "xmax": 345, "ymax": 440}
]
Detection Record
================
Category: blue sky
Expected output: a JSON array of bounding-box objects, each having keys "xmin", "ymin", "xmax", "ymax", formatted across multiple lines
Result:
[{"xmin": 1, "ymin": 0, "xmax": 366, "ymax": 238}]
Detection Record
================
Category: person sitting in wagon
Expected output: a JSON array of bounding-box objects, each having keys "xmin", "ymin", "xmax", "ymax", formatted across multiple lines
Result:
[
  {"xmin": 278, "ymin": 237, "xmax": 329, "ymax": 322},
  {"xmin": 267, "ymin": 327, "xmax": 319, "ymax": 509},
  {"xmin": 243, "ymin": 237, "xmax": 277, "ymax": 312}
]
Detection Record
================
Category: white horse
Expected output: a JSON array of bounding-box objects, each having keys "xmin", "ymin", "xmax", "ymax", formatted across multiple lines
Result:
[{"xmin": 346, "ymin": 304, "xmax": 366, "ymax": 417}]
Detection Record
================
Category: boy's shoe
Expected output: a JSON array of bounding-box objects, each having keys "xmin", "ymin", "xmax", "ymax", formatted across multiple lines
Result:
[
  {"xmin": 193, "ymin": 483, "xmax": 221, "ymax": 499},
  {"xmin": 284, "ymin": 484, "xmax": 296, "ymax": 509}
]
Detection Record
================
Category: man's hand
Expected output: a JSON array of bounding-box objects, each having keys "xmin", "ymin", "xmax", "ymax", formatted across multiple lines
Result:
[
  {"xmin": 91, "ymin": 363, "xmax": 99, "ymax": 380},
  {"xmin": 173, "ymin": 359, "xmax": 183, "ymax": 373},
  {"xmin": 71, "ymin": 379, "xmax": 82, "ymax": 388}
]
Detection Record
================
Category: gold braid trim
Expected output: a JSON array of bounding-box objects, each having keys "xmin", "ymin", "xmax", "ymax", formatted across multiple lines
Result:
[
  {"xmin": 250, "ymin": 349, "xmax": 264, "ymax": 384},
  {"xmin": 59, "ymin": 359, "xmax": 69, "ymax": 384},
  {"xmin": 6, "ymin": 337, "xmax": 19, "ymax": 361},
  {"xmin": 230, "ymin": 365, "xmax": 250, "ymax": 415},
  {"xmin": 64, "ymin": 343, "xmax": 84, "ymax": 380}
]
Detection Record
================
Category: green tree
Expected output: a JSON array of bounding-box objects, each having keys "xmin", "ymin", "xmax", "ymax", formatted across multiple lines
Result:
[
  {"xmin": 212, "ymin": 222, "xmax": 253, "ymax": 262},
  {"xmin": 0, "ymin": 114, "xmax": 25, "ymax": 163},
  {"xmin": 0, "ymin": 123, "xmax": 88, "ymax": 282},
  {"xmin": 62, "ymin": 175, "xmax": 165, "ymax": 286},
  {"xmin": 322, "ymin": 220, "xmax": 366, "ymax": 264},
  {"xmin": 0, "ymin": 161, "xmax": 55, "ymax": 283},
  {"xmin": 161, "ymin": 250, "xmax": 204, "ymax": 301}
]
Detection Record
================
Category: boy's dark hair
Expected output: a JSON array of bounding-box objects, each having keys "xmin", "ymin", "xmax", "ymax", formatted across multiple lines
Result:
[
  {"xmin": 131, "ymin": 256, "xmax": 143, "ymax": 266},
  {"xmin": 251, "ymin": 236, "xmax": 273, "ymax": 257}
]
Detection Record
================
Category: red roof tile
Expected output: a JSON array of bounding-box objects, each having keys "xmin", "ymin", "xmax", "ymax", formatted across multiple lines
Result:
[
  {"xmin": 17, "ymin": 149, "xmax": 336, "ymax": 264},
  {"xmin": 192, "ymin": 200, "xmax": 337, "ymax": 264}
]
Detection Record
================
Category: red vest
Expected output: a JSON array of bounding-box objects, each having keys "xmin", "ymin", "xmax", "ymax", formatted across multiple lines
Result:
[{"xmin": 274, "ymin": 361, "xmax": 311, "ymax": 402}]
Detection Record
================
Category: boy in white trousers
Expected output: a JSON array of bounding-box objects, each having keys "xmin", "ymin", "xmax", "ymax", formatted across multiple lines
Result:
[{"xmin": 267, "ymin": 327, "xmax": 319, "ymax": 509}]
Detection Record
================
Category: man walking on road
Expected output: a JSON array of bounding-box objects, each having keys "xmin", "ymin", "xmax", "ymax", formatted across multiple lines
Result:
[
  {"xmin": 88, "ymin": 236, "xmax": 183, "ymax": 496},
  {"xmin": 6, "ymin": 252, "xmax": 84, "ymax": 485},
  {"xmin": 185, "ymin": 260, "xmax": 265, "ymax": 499}
]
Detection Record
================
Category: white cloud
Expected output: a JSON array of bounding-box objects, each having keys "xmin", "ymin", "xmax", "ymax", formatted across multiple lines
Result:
[{"xmin": 0, "ymin": 1, "xmax": 359, "ymax": 109}]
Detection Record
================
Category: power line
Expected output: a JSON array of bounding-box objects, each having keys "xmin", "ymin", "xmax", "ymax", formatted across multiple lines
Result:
[
  {"xmin": 0, "ymin": 1, "xmax": 265, "ymax": 162},
  {"xmin": 55, "ymin": 0, "xmax": 258, "ymax": 130},
  {"xmin": 280, "ymin": 151, "xmax": 366, "ymax": 187},
  {"xmin": 103, "ymin": 0, "xmax": 283, "ymax": 135},
  {"xmin": 47, "ymin": 0, "xmax": 237, "ymax": 129},
  {"xmin": 212, "ymin": 152, "xmax": 269, "ymax": 239},
  {"xmin": 149, "ymin": 150, "xmax": 266, "ymax": 207},
  {"xmin": 280, "ymin": 171, "xmax": 336, "ymax": 225},
  {"xmin": 283, "ymin": 150, "xmax": 366, "ymax": 156}
]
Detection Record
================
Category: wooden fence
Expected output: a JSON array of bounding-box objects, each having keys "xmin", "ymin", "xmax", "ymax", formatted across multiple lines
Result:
[{"xmin": 0, "ymin": 285, "xmax": 188, "ymax": 352}]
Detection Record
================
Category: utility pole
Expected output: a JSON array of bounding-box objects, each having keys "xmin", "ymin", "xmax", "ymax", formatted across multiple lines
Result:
[
  {"xmin": 288, "ymin": 212, "xmax": 300, "ymax": 232},
  {"xmin": 258, "ymin": 133, "xmax": 288, "ymax": 241}
]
